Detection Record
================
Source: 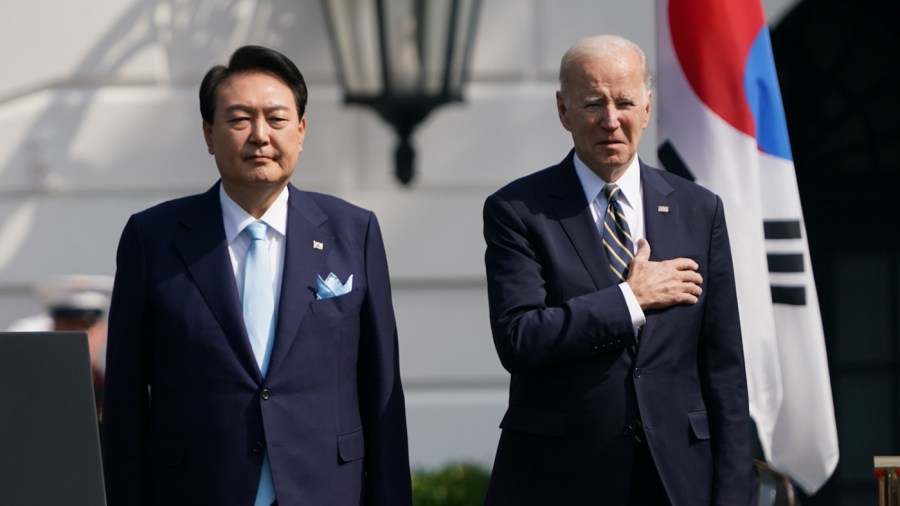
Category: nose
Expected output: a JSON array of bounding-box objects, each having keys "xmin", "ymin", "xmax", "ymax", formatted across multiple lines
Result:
[
  {"xmin": 248, "ymin": 118, "xmax": 270, "ymax": 145},
  {"xmin": 599, "ymin": 105, "xmax": 620, "ymax": 130}
]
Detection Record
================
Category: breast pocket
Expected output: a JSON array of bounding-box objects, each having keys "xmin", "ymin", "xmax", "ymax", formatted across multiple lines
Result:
[{"xmin": 310, "ymin": 289, "xmax": 365, "ymax": 317}]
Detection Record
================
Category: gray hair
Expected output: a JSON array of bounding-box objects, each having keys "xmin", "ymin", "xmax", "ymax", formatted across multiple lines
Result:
[{"xmin": 559, "ymin": 35, "xmax": 652, "ymax": 97}]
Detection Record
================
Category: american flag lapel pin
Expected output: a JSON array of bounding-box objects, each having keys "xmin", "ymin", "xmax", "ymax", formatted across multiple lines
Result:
[
  {"xmin": 657, "ymin": 205, "xmax": 669, "ymax": 213},
  {"xmin": 312, "ymin": 240, "xmax": 324, "ymax": 250}
]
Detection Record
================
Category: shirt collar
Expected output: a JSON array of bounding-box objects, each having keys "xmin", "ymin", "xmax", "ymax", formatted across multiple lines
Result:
[
  {"xmin": 220, "ymin": 183, "xmax": 290, "ymax": 243},
  {"xmin": 573, "ymin": 154, "xmax": 641, "ymax": 208}
]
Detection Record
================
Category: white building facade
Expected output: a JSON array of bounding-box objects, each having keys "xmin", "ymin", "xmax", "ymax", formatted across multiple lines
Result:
[{"xmin": 0, "ymin": 0, "xmax": 796, "ymax": 469}]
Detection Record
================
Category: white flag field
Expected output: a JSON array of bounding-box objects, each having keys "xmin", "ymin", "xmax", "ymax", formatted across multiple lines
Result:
[{"xmin": 655, "ymin": 0, "xmax": 839, "ymax": 494}]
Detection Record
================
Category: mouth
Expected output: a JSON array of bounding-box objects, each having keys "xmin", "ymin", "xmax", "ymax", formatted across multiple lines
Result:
[
  {"xmin": 244, "ymin": 154, "xmax": 274, "ymax": 162},
  {"xmin": 598, "ymin": 140, "xmax": 623, "ymax": 147}
]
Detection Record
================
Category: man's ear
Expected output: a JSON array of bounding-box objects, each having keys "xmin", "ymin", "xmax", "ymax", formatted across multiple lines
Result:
[
  {"xmin": 202, "ymin": 121, "xmax": 214, "ymax": 154},
  {"xmin": 556, "ymin": 91, "xmax": 572, "ymax": 132},
  {"xmin": 642, "ymin": 90, "xmax": 652, "ymax": 129},
  {"xmin": 297, "ymin": 116, "xmax": 307, "ymax": 154}
]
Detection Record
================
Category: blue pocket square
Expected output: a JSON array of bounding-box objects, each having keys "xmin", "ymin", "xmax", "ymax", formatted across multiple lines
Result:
[{"xmin": 316, "ymin": 273, "xmax": 353, "ymax": 300}]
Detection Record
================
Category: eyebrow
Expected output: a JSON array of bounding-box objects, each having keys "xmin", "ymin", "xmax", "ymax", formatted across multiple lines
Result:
[{"xmin": 224, "ymin": 104, "xmax": 291, "ymax": 114}]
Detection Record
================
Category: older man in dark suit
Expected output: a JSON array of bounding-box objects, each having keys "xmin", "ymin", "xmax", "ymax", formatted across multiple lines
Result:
[
  {"xmin": 102, "ymin": 46, "xmax": 411, "ymax": 506},
  {"xmin": 482, "ymin": 35, "xmax": 753, "ymax": 505}
]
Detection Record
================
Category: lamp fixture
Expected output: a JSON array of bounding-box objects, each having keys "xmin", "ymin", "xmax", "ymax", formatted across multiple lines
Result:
[{"xmin": 322, "ymin": 0, "xmax": 482, "ymax": 185}]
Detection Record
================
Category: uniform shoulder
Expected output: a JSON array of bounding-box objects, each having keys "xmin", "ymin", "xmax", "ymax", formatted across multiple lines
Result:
[
  {"xmin": 292, "ymin": 189, "xmax": 380, "ymax": 236},
  {"xmin": 649, "ymin": 165, "xmax": 720, "ymax": 203},
  {"xmin": 491, "ymin": 163, "xmax": 564, "ymax": 202},
  {"xmin": 299, "ymin": 190, "xmax": 372, "ymax": 218}
]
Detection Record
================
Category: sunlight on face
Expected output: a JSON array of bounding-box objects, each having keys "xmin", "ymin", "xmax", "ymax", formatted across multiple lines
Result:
[
  {"xmin": 556, "ymin": 50, "xmax": 651, "ymax": 181},
  {"xmin": 203, "ymin": 71, "xmax": 307, "ymax": 199}
]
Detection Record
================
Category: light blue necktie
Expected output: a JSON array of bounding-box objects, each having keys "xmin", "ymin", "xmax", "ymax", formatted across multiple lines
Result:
[
  {"xmin": 242, "ymin": 221, "xmax": 276, "ymax": 506},
  {"xmin": 243, "ymin": 221, "xmax": 275, "ymax": 375}
]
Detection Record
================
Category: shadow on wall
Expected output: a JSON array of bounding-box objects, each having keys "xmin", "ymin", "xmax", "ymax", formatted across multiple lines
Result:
[{"xmin": 0, "ymin": 0, "xmax": 309, "ymax": 277}]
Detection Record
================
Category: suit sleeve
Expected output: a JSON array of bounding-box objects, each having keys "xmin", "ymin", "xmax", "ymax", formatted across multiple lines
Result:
[
  {"xmin": 483, "ymin": 193, "xmax": 636, "ymax": 373},
  {"xmin": 101, "ymin": 215, "xmax": 152, "ymax": 505},
  {"xmin": 698, "ymin": 196, "xmax": 753, "ymax": 504},
  {"xmin": 358, "ymin": 212, "xmax": 412, "ymax": 506}
]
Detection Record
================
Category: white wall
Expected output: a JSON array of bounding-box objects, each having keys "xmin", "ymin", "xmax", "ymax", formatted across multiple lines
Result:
[{"xmin": 0, "ymin": 0, "xmax": 799, "ymax": 469}]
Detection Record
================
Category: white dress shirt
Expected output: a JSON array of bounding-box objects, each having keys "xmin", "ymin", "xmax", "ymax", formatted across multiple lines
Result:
[
  {"xmin": 220, "ymin": 184, "xmax": 288, "ymax": 312},
  {"xmin": 573, "ymin": 154, "xmax": 647, "ymax": 332}
]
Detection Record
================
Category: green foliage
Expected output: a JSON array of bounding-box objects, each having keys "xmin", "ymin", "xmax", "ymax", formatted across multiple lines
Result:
[{"xmin": 412, "ymin": 461, "xmax": 491, "ymax": 506}]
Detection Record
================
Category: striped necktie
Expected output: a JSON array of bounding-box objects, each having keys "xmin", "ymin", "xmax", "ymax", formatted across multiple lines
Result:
[{"xmin": 601, "ymin": 184, "xmax": 635, "ymax": 282}]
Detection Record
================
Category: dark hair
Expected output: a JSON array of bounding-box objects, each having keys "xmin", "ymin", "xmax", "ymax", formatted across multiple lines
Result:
[{"xmin": 199, "ymin": 45, "xmax": 308, "ymax": 123}]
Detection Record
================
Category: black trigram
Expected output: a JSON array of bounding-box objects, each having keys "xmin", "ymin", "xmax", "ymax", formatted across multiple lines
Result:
[
  {"xmin": 764, "ymin": 221, "xmax": 806, "ymax": 306},
  {"xmin": 658, "ymin": 140, "xmax": 808, "ymax": 306},
  {"xmin": 658, "ymin": 140, "xmax": 695, "ymax": 182}
]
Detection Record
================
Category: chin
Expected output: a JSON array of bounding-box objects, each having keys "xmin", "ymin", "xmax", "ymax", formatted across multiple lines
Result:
[
  {"xmin": 599, "ymin": 153, "xmax": 632, "ymax": 166},
  {"xmin": 249, "ymin": 176, "xmax": 288, "ymax": 187},
  {"xmin": 244, "ymin": 165, "xmax": 283, "ymax": 179}
]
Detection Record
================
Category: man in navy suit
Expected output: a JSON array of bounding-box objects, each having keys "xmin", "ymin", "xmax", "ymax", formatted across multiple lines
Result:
[
  {"xmin": 102, "ymin": 46, "xmax": 411, "ymax": 505},
  {"xmin": 482, "ymin": 35, "xmax": 752, "ymax": 505}
]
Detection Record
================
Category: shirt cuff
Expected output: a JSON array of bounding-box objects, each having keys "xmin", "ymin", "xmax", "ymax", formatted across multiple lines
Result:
[{"xmin": 618, "ymin": 282, "xmax": 646, "ymax": 335}]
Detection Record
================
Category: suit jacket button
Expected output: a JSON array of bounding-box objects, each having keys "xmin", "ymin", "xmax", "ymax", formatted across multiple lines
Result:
[
  {"xmin": 623, "ymin": 425, "xmax": 634, "ymax": 436},
  {"xmin": 633, "ymin": 368, "xmax": 642, "ymax": 379},
  {"xmin": 261, "ymin": 389, "xmax": 271, "ymax": 400},
  {"xmin": 252, "ymin": 442, "xmax": 264, "ymax": 454}
]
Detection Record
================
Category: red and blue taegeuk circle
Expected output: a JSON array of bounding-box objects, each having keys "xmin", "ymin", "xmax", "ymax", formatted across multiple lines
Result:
[{"xmin": 669, "ymin": 0, "xmax": 792, "ymax": 160}]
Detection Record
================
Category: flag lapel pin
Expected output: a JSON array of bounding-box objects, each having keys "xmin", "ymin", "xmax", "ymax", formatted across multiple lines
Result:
[
  {"xmin": 312, "ymin": 240, "xmax": 324, "ymax": 250},
  {"xmin": 658, "ymin": 205, "xmax": 670, "ymax": 213}
]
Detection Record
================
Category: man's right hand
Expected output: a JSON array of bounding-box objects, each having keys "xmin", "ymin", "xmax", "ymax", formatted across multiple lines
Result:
[{"xmin": 626, "ymin": 239, "xmax": 703, "ymax": 310}]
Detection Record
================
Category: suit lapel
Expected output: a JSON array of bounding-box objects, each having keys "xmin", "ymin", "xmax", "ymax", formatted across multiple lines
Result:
[
  {"xmin": 174, "ymin": 184, "xmax": 261, "ymax": 380},
  {"xmin": 637, "ymin": 163, "xmax": 676, "ymax": 351},
  {"xmin": 266, "ymin": 185, "xmax": 334, "ymax": 375},
  {"xmin": 550, "ymin": 152, "xmax": 617, "ymax": 290},
  {"xmin": 640, "ymin": 162, "xmax": 677, "ymax": 262}
]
